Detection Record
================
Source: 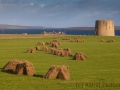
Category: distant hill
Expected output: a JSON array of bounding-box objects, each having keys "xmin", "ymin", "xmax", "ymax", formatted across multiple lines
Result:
[
  {"xmin": 0, "ymin": 24, "xmax": 46, "ymax": 29},
  {"xmin": 62, "ymin": 27, "xmax": 94, "ymax": 30},
  {"xmin": 115, "ymin": 26, "xmax": 120, "ymax": 30},
  {"xmin": 0, "ymin": 24, "xmax": 120, "ymax": 30},
  {"xmin": 63, "ymin": 26, "xmax": 120, "ymax": 30}
]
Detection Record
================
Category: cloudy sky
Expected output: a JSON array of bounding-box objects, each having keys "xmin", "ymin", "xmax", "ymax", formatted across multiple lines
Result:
[{"xmin": 0, "ymin": 0, "xmax": 120, "ymax": 27}]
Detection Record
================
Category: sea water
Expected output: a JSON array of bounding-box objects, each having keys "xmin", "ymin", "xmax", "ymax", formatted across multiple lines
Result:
[{"xmin": 0, "ymin": 29, "xmax": 120, "ymax": 36}]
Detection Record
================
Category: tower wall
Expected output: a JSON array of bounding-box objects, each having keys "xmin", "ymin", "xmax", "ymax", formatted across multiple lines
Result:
[{"xmin": 95, "ymin": 20, "xmax": 115, "ymax": 36}]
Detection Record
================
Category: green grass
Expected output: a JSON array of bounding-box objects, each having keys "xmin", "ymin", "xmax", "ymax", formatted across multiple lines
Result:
[{"xmin": 0, "ymin": 34, "xmax": 120, "ymax": 90}]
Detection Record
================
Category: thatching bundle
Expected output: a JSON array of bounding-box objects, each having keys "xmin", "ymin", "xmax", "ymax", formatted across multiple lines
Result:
[
  {"xmin": 27, "ymin": 48, "xmax": 35, "ymax": 53},
  {"xmin": 62, "ymin": 37, "xmax": 71, "ymax": 40},
  {"xmin": 31, "ymin": 49, "xmax": 35, "ymax": 53},
  {"xmin": 107, "ymin": 39, "xmax": 114, "ymax": 43},
  {"xmin": 79, "ymin": 40, "xmax": 85, "ymax": 43},
  {"xmin": 26, "ymin": 49, "xmax": 31, "ymax": 53},
  {"xmin": 3, "ymin": 59, "xmax": 23, "ymax": 73},
  {"xmin": 42, "ymin": 46, "xmax": 48, "ymax": 52},
  {"xmin": 53, "ymin": 37, "xmax": 57, "ymax": 39},
  {"xmin": 15, "ymin": 63, "xmax": 25, "ymax": 75},
  {"xmin": 44, "ymin": 66, "xmax": 59, "ymax": 79},
  {"xmin": 73, "ymin": 52, "xmax": 87, "ymax": 61},
  {"xmin": 51, "ymin": 49, "xmax": 55, "ymax": 54},
  {"xmin": 51, "ymin": 42, "xmax": 54, "ymax": 46},
  {"xmin": 50, "ymin": 48, "xmax": 63, "ymax": 56},
  {"xmin": 75, "ymin": 39, "xmax": 79, "ymax": 42},
  {"xmin": 48, "ymin": 48, "xmax": 54, "ymax": 52},
  {"xmin": 49, "ymin": 48, "xmax": 55, "ymax": 54},
  {"xmin": 57, "ymin": 66, "xmax": 70, "ymax": 80},
  {"xmin": 51, "ymin": 42, "xmax": 59, "ymax": 48},
  {"xmin": 100, "ymin": 39, "xmax": 105, "ymax": 42},
  {"xmin": 43, "ymin": 65, "xmax": 70, "ymax": 80},
  {"xmin": 111, "ymin": 39, "xmax": 114, "ymax": 42},
  {"xmin": 54, "ymin": 44, "xmax": 59, "ymax": 48},
  {"xmin": 53, "ymin": 49, "xmax": 63, "ymax": 56},
  {"xmin": 70, "ymin": 40, "xmax": 75, "ymax": 42},
  {"xmin": 70, "ymin": 39, "xmax": 85, "ymax": 43},
  {"xmin": 23, "ymin": 61, "xmax": 36, "ymax": 76},
  {"xmin": 62, "ymin": 48, "xmax": 72, "ymax": 57},
  {"xmin": 57, "ymin": 42, "xmax": 60, "ymax": 45},
  {"xmin": 52, "ymin": 39, "xmax": 58, "ymax": 42},
  {"xmin": 56, "ymin": 49, "xmax": 63, "ymax": 56},
  {"xmin": 53, "ymin": 50, "xmax": 58, "ymax": 55},
  {"xmin": 3, "ymin": 60, "xmax": 36, "ymax": 76},
  {"xmin": 37, "ymin": 42, "xmax": 45, "ymax": 45},
  {"xmin": 35, "ymin": 46, "xmax": 40, "ymax": 50},
  {"xmin": 82, "ymin": 39, "xmax": 85, "ymax": 42},
  {"xmin": 74, "ymin": 37, "xmax": 78, "ymax": 39},
  {"xmin": 45, "ymin": 42, "xmax": 51, "ymax": 45}
]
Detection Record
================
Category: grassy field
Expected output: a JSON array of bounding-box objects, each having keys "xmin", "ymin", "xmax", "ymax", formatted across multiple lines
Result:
[{"xmin": 0, "ymin": 34, "xmax": 120, "ymax": 90}]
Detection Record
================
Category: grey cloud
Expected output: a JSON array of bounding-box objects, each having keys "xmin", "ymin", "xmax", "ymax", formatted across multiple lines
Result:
[
  {"xmin": 0, "ymin": 0, "xmax": 120, "ymax": 27},
  {"xmin": 0, "ymin": 0, "xmax": 29, "ymax": 4}
]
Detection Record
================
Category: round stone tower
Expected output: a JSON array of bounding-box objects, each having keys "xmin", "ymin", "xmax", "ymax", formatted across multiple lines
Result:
[{"xmin": 95, "ymin": 20, "xmax": 115, "ymax": 36}]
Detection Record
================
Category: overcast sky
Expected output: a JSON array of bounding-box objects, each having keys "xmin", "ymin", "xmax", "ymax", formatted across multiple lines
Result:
[{"xmin": 0, "ymin": 0, "xmax": 120, "ymax": 27}]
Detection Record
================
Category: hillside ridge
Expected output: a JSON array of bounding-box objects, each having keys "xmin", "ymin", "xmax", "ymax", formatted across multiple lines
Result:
[{"xmin": 0, "ymin": 24, "xmax": 120, "ymax": 30}]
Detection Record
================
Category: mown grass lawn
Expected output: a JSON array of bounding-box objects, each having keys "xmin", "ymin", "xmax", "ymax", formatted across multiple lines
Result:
[{"xmin": 0, "ymin": 34, "xmax": 120, "ymax": 90}]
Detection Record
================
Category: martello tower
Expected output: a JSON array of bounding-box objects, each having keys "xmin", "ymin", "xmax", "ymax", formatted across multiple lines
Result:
[{"xmin": 95, "ymin": 20, "xmax": 115, "ymax": 36}]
